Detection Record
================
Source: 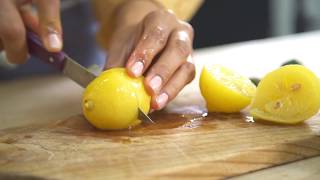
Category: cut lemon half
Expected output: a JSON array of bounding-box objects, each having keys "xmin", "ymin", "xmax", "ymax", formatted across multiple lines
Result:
[
  {"xmin": 199, "ymin": 65, "xmax": 256, "ymax": 113},
  {"xmin": 250, "ymin": 65, "xmax": 320, "ymax": 124}
]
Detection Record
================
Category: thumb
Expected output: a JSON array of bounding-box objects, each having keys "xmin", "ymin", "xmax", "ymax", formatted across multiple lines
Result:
[
  {"xmin": 105, "ymin": 25, "xmax": 143, "ymax": 70},
  {"xmin": 105, "ymin": 43, "xmax": 132, "ymax": 70},
  {"xmin": 34, "ymin": 0, "xmax": 62, "ymax": 52}
]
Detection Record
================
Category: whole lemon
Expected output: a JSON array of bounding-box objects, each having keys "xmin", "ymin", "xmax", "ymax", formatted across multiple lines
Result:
[{"xmin": 82, "ymin": 68, "xmax": 151, "ymax": 130}]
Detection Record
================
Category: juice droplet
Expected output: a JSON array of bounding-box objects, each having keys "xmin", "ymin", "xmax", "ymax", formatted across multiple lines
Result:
[
  {"xmin": 84, "ymin": 100, "xmax": 94, "ymax": 111},
  {"xmin": 202, "ymin": 112, "xmax": 208, "ymax": 117}
]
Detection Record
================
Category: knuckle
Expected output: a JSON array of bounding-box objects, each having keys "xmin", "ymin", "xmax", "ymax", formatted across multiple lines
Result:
[
  {"xmin": 144, "ymin": 25, "xmax": 167, "ymax": 46},
  {"xmin": 186, "ymin": 24, "xmax": 194, "ymax": 36},
  {"xmin": 145, "ymin": 10, "xmax": 162, "ymax": 23},
  {"xmin": 179, "ymin": 21, "xmax": 194, "ymax": 39},
  {"xmin": 152, "ymin": 63, "xmax": 171, "ymax": 80},
  {"xmin": 145, "ymin": 9, "xmax": 176, "ymax": 24},
  {"xmin": 173, "ymin": 38, "xmax": 191, "ymax": 58},
  {"xmin": 156, "ymin": 9, "xmax": 176, "ymax": 18},
  {"xmin": 180, "ymin": 21, "xmax": 194, "ymax": 31},
  {"xmin": 163, "ymin": 9, "xmax": 177, "ymax": 20}
]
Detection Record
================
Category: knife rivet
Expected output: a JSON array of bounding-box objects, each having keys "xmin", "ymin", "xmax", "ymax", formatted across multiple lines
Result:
[{"xmin": 49, "ymin": 57, "xmax": 54, "ymax": 63}]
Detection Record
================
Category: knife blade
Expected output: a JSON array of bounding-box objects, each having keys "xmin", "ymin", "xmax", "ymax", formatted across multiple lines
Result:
[{"xmin": 26, "ymin": 30, "xmax": 153, "ymax": 124}]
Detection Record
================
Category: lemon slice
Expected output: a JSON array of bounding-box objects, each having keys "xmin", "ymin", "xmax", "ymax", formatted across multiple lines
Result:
[
  {"xmin": 199, "ymin": 65, "xmax": 256, "ymax": 113},
  {"xmin": 250, "ymin": 65, "xmax": 320, "ymax": 124}
]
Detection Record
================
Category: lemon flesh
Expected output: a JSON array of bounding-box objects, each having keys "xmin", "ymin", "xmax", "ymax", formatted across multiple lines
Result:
[
  {"xmin": 199, "ymin": 65, "xmax": 256, "ymax": 113},
  {"xmin": 250, "ymin": 65, "xmax": 320, "ymax": 124},
  {"xmin": 82, "ymin": 68, "xmax": 151, "ymax": 130}
]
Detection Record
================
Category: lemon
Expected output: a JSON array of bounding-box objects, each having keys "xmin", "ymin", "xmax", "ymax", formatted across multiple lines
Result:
[
  {"xmin": 250, "ymin": 65, "xmax": 320, "ymax": 124},
  {"xmin": 82, "ymin": 68, "xmax": 151, "ymax": 130},
  {"xmin": 199, "ymin": 65, "xmax": 256, "ymax": 113}
]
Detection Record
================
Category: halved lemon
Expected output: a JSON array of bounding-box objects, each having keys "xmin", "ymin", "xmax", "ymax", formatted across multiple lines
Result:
[
  {"xmin": 250, "ymin": 65, "xmax": 320, "ymax": 124},
  {"xmin": 199, "ymin": 65, "xmax": 256, "ymax": 113}
]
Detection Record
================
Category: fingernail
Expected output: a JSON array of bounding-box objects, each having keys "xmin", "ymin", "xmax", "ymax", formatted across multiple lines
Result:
[
  {"xmin": 156, "ymin": 93, "xmax": 168, "ymax": 109},
  {"xmin": 48, "ymin": 33, "xmax": 62, "ymax": 50},
  {"xmin": 131, "ymin": 61, "xmax": 144, "ymax": 77},
  {"xmin": 149, "ymin": 75, "xmax": 162, "ymax": 92}
]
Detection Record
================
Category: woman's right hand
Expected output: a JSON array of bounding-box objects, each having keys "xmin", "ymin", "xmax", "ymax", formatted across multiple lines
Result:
[{"xmin": 0, "ymin": 0, "xmax": 62, "ymax": 64}]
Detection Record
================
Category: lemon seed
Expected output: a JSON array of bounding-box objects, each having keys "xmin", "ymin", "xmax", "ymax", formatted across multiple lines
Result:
[{"xmin": 291, "ymin": 83, "xmax": 301, "ymax": 91}]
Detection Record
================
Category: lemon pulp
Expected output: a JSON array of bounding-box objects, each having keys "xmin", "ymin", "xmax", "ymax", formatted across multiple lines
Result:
[
  {"xmin": 199, "ymin": 65, "xmax": 256, "ymax": 113},
  {"xmin": 250, "ymin": 65, "xmax": 320, "ymax": 124}
]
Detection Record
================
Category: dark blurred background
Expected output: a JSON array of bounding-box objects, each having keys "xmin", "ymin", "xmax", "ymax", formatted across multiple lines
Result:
[
  {"xmin": 190, "ymin": 0, "xmax": 320, "ymax": 48},
  {"xmin": 190, "ymin": 0, "xmax": 270, "ymax": 48},
  {"xmin": 2, "ymin": 0, "xmax": 320, "ymax": 78}
]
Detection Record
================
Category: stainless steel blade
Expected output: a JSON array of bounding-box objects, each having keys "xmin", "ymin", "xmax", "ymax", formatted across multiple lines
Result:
[
  {"xmin": 138, "ymin": 109, "xmax": 154, "ymax": 124},
  {"xmin": 62, "ymin": 56, "xmax": 97, "ymax": 88},
  {"xmin": 62, "ymin": 56, "xmax": 153, "ymax": 123}
]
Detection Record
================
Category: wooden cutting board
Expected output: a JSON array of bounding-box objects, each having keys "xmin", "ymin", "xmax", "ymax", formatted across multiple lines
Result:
[{"xmin": 0, "ymin": 75, "xmax": 319, "ymax": 180}]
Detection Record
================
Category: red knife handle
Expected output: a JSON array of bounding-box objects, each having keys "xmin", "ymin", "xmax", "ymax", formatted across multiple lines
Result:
[{"xmin": 27, "ymin": 30, "xmax": 66, "ymax": 71}]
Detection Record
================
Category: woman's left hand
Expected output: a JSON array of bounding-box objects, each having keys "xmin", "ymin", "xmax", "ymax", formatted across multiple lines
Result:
[{"xmin": 105, "ymin": 1, "xmax": 195, "ymax": 111}]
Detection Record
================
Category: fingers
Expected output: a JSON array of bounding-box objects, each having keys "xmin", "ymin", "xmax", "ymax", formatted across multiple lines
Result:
[
  {"xmin": 0, "ymin": 0, "xmax": 28, "ymax": 64},
  {"xmin": 0, "ymin": 0, "xmax": 61, "ymax": 64},
  {"xmin": 107, "ymin": 8, "xmax": 195, "ymax": 110},
  {"xmin": 126, "ymin": 10, "xmax": 176, "ymax": 77},
  {"xmin": 151, "ymin": 60, "xmax": 196, "ymax": 110},
  {"xmin": 144, "ymin": 27, "xmax": 193, "ymax": 95},
  {"xmin": 34, "ymin": 0, "xmax": 62, "ymax": 52},
  {"xmin": 20, "ymin": 4, "xmax": 40, "ymax": 34}
]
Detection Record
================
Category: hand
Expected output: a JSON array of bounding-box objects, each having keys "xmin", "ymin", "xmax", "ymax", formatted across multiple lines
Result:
[
  {"xmin": 106, "ymin": 2, "xmax": 195, "ymax": 111},
  {"xmin": 0, "ymin": 0, "xmax": 62, "ymax": 64}
]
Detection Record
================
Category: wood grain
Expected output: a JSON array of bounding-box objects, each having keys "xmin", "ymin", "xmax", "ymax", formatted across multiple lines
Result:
[
  {"xmin": 0, "ymin": 76, "xmax": 320, "ymax": 180},
  {"xmin": 3, "ymin": 32, "xmax": 320, "ymax": 179},
  {"xmin": 230, "ymin": 156, "xmax": 320, "ymax": 180},
  {"xmin": 0, "ymin": 75, "xmax": 82, "ymax": 129}
]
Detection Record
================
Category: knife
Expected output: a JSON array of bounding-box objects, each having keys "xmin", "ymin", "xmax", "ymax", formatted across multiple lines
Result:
[{"xmin": 26, "ymin": 30, "xmax": 153, "ymax": 124}]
